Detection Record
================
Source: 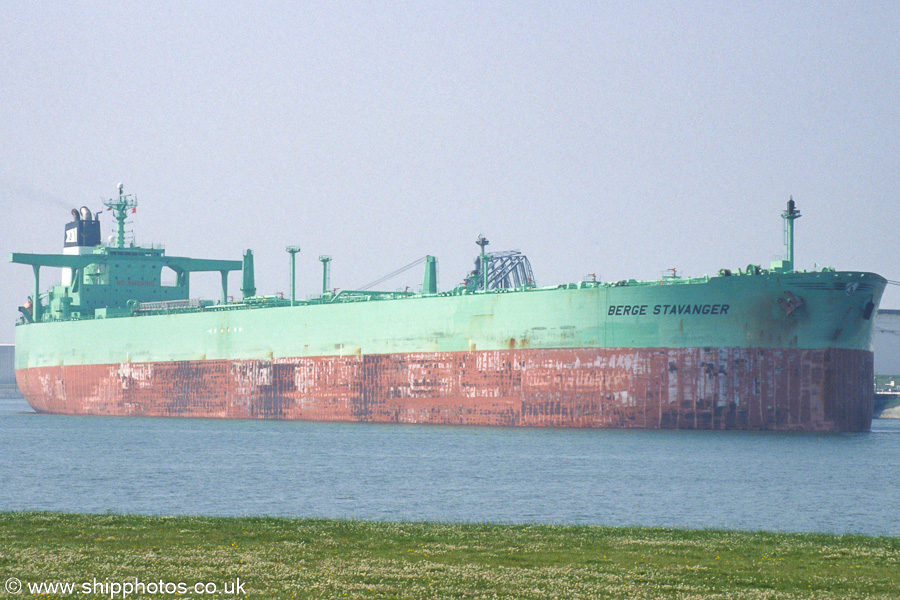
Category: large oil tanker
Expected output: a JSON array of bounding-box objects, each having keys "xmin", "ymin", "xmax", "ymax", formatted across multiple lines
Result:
[{"xmin": 11, "ymin": 187, "xmax": 885, "ymax": 431}]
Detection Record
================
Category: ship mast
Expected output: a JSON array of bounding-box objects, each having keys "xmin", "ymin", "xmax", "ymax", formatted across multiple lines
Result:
[
  {"xmin": 286, "ymin": 246, "xmax": 300, "ymax": 305},
  {"xmin": 476, "ymin": 234, "xmax": 491, "ymax": 291},
  {"xmin": 103, "ymin": 183, "xmax": 138, "ymax": 248},
  {"xmin": 782, "ymin": 197, "xmax": 801, "ymax": 272},
  {"xmin": 319, "ymin": 255, "xmax": 332, "ymax": 296}
]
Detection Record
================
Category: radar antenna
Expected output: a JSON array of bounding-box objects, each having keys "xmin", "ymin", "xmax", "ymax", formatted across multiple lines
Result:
[{"xmin": 103, "ymin": 184, "xmax": 138, "ymax": 248}]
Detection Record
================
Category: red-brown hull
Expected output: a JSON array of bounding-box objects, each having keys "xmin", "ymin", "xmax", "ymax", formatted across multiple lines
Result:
[{"xmin": 16, "ymin": 347, "xmax": 874, "ymax": 431}]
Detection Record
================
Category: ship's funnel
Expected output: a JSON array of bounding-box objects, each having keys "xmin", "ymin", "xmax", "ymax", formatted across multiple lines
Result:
[
  {"xmin": 64, "ymin": 209, "xmax": 101, "ymax": 248},
  {"xmin": 62, "ymin": 205, "xmax": 102, "ymax": 286}
]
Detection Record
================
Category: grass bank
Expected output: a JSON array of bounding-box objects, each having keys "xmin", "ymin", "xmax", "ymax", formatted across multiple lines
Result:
[{"xmin": 0, "ymin": 512, "xmax": 898, "ymax": 599}]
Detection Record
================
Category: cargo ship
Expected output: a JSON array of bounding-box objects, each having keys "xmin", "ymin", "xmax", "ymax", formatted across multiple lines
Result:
[{"xmin": 11, "ymin": 186, "xmax": 886, "ymax": 431}]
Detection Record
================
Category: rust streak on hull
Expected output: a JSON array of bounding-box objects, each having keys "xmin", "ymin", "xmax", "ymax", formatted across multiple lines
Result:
[{"xmin": 17, "ymin": 347, "xmax": 874, "ymax": 431}]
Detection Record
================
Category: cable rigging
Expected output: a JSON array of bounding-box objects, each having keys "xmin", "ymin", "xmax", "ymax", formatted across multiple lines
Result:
[{"xmin": 357, "ymin": 256, "xmax": 428, "ymax": 291}]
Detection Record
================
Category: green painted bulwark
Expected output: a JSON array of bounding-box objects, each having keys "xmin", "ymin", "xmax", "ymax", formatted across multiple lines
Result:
[{"xmin": 14, "ymin": 271, "xmax": 885, "ymax": 370}]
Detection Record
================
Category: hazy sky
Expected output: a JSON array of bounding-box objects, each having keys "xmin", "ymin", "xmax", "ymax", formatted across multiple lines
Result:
[{"xmin": 2, "ymin": 1, "xmax": 898, "ymax": 343}]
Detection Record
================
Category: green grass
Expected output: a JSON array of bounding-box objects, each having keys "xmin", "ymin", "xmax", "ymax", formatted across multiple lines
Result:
[{"xmin": 1, "ymin": 513, "xmax": 898, "ymax": 599}]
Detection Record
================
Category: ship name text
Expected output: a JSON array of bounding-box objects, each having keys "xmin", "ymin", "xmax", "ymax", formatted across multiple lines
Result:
[{"xmin": 608, "ymin": 304, "xmax": 731, "ymax": 316}]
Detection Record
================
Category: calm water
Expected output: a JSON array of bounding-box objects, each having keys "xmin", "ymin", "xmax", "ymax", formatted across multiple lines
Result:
[{"xmin": 1, "ymin": 396, "xmax": 898, "ymax": 536}]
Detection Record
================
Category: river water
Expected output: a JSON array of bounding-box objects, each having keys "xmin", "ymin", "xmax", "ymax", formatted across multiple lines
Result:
[{"xmin": 1, "ymin": 396, "xmax": 897, "ymax": 536}]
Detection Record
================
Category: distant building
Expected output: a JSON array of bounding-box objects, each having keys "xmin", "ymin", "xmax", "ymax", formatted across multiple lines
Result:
[
  {"xmin": 875, "ymin": 310, "xmax": 900, "ymax": 376},
  {"xmin": 0, "ymin": 344, "xmax": 14, "ymax": 384}
]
